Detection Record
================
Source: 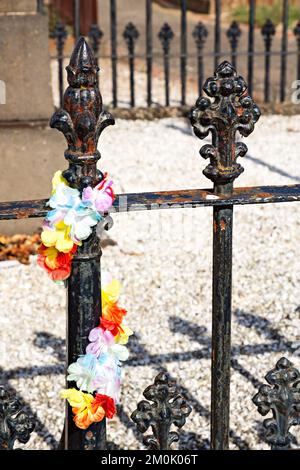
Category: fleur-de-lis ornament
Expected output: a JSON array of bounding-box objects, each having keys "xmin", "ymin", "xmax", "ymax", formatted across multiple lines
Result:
[
  {"xmin": 158, "ymin": 23, "xmax": 174, "ymax": 54},
  {"xmin": 88, "ymin": 24, "xmax": 103, "ymax": 57},
  {"xmin": 50, "ymin": 37, "xmax": 114, "ymax": 191},
  {"xmin": 261, "ymin": 19, "xmax": 276, "ymax": 51},
  {"xmin": 131, "ymin": 372, "xmax": 192, "ymax": 450},
  {"xmin": 192, "ymin": 22, "xmax": 208, "ymax": 51},
  {"xmin": 190, "ymin": 61, "xmax": 261, "ymax": 194},
  {"xmin": 253, "ymin": 357, "xmax": 300, "ymax": 450},
  {"xmin": 0, "ymin": 387, "xmax": 35, "ymax": 450},
  {"xmin": 123, "ymin": 22, "xmax": 140, "ymax": 55}
]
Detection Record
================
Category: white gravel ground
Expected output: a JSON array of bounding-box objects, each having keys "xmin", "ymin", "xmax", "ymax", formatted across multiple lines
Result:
[{"xmin": 1, "ymin": 115, "xmax": 300, "ymax": 450}]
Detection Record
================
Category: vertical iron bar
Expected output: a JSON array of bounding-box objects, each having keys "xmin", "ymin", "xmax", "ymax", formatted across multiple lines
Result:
[
  {"xmin": 159, "ymin": 24, "xmax": 174, "ymax": 107},
  {"xmin": 262, "ymin": 20, "xmax": 276, "ymax": 103},
  {"xmin": 211, "ymin": 157, "xmax": 233, "ymax": 451},
  {"xmin": 248, "ymin": 0, "xmax": 255, "ymax": 96},
  {"xmin": 110, "ymin": 0, "xmax": 118, "ymax": 107},
  {"xmin": 197, "ymin": 54, "xmax": 203, "ymax": 98},
  {"xmin": 180, "ymin": 0, "xmax": 187, "ymax": 105},
  {"xmin": 51, "ymin": 23, "xmax": 68, "ymax": 109},
  {"xmin": 190, "ymin": 62, "xmax": 261, "ymax": 450},
  {"xmin": 192, "ymin": 23, "xmax": 208, "ymax": 98},
  {"xmin": 123, "ymin": 24, "xmax": 139, "ymax": 107},
  {"xmin": 280, "ymin": 0, "xmax": 289, "ymax": 102},
  {"xmin": 214, "ymin": 0, "xmax": 221, "ymax": 69},
  {"xmin": 226, "ymin": 22, "xmax": 241, "ymax": 70},
  {"xmin": 211, "ymin": 204, "xmax": 233, "ymax": 450},
  {"xmin": 73, "ymin": 0, "xmax": 80, "ymax": 41},
  {"xmin": 58, "ymin": 53, "xmax": 64, "ymax": 108},
  {"xmin": 88, "ymin": 24, "xmax": 104, "ymax": 87},
  {"xmin": 164, "ymin": 53, "xmax": 170, "ymax": 106},
  {"xmin": 294, "ymin": 22, "xmax": 300, "ymax": 81},
  {"xmin": 146, "ymin": 0, "xmax": 153, "ymax": 106},
  {"xmin": 66, "ymin": 234, "xmax": 105, "ymax": 450}
]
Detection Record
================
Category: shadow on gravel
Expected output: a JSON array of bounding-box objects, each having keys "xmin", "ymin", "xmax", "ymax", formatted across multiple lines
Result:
[{"xmin": 2, "ymin": 308, "xmax": 298, "ymax": 450}]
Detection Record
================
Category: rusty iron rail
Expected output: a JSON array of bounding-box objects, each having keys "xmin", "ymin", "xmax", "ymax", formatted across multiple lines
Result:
[{"xmin": 1, "ymin": 184, "xmax": 300, "ymax": 220}]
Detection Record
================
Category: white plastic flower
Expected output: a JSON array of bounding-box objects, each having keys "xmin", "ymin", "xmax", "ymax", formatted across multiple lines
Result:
[{"xmin": 67, "ymin": 354, "xmax": 103, "ymax": 393}]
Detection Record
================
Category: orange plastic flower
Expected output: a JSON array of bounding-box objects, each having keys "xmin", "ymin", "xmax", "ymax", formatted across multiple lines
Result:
[
  {"xmin": 38, "ymin": 243, "xmax": 77, "ymax": 281},
  {"xmin": 73, "ymin": 400, "xmax": 105, "ymax": 429},
  {"xmin": 60, "ymin": 388, "xmax": 106, "ymax": 430},
  {"xmin": 102, "ymin": 300, "xmax": 127, "ymax": 325}
]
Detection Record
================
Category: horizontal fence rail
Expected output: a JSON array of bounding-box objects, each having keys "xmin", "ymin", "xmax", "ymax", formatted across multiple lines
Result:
[
  {"xmin": 1, "ymin": 184, "xmax": 300, "ymax": 220},
  {"xmin": 48, "ymin": 0, "xmax": 300, "ymax": 108}
]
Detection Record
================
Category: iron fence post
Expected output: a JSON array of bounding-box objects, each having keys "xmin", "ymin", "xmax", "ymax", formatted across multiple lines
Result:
[
  {"xmin": 50, "ymin": 37, "xmax": 114, "ymax": 450},
  {"xmin": 280, "ymin": 0, "xmax": 288, "ymax": 102},
  {"xmin": 190, "ymin": 61, "xmax": 260, "ymax": 449},
  {"xmin": 146, "ymin": 0, "xmax": 153, "ymax": 106},
  {"xmin": 294, "ymin": 21, "xmax": 300, "ymax": 82},
  {"xmin": 73, "ymin": 0, "xmax": 81, "ymax": 41},
  {"xmin": 247, "ymin": 0, "xmax": 255, "ymax": 96},
  {"xmin": 51, "ymin": 23, "xmax": 68, "ymax": 108},
  {"xmin": 192, "ymin": 22, "xmax": 208, "ymax": 98},
  {"xmin": 159, "ymin": 23, "xmax": 174, "ymax": 107},
  {"xmin": 88, "ymin": 24, "xmax": 104, "ymax": 87},
  {"xmin": 123, "ymin": 23, "xmax": 140, "ymax": 108},
  {"xmin": 262, "ymin": 19, "xmax": 276, "ymax": 103}
]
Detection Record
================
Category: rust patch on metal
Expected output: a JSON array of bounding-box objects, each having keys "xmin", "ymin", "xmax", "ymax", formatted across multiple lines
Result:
[{"xmin": 220, "ymin": 219, "xmax": 226, "ymax": 231}]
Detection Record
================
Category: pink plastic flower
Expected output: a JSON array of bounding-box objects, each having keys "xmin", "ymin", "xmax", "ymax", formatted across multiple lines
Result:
[
  {"xmin": 86, "ymin": 327, "xmax": 115, "ymax": 357},
  {"xmin": 82, "ymin": 176, "xmax": 115, "ymax": 214}
]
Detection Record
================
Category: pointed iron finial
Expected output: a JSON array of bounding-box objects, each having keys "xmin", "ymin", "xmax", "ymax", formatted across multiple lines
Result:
[
  {"xmin": 190, "ymin": 61, "xmax": 260, "ymax": 195},
  {"xmin": 0, "ymin": 387, "xmax": 35, "ymax": 450},
  {"xmin": 131, "ymin": 372, "xmax": 192, "ymax": 450},
  {"xmin": 253, "ymin": 357, "xmax": 300, "ymax": 450},
  {"xmin": 50, "ymin": 37, "xmax": 114, "ymax": 190}
]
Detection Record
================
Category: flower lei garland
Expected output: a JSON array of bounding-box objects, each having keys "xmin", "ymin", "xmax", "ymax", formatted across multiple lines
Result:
[{"xmin": 38, "ymin": 171, "xmax": 133, "ymax": 429}]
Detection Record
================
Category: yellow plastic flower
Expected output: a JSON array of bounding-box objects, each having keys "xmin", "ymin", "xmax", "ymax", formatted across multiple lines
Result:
[
  {"xmin": 51, "ymin": 170, "xmax": 68, "ymax": 193},
  {"xmin": 102, "ymin": 279, "xmax": 121, "ymax": 304},
  {"xmin": 115, "ymin": 324, "xmax": 133, "ymax": 345},
  {"xmin": 60, "ymin": 388, "xmax": 105, "ymax": 430},
  {"xmin": 42, "ymin": 246, "xmax": 59, "ymax": 270},
  {"xmin": 41, "ymin": 223, "xmax": 74, "ymax": 253},
  {"xmin": 60, "ymin": 388, "xmax": 93, "ymax": 412}
]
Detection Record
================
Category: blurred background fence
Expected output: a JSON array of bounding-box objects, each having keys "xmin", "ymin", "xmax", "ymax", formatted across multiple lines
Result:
[{"xmin": 39, "ymin": 0, "xmax": 300, "ymax": 108}]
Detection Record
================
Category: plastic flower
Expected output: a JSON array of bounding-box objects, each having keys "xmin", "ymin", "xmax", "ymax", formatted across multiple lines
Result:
[
  {"xmin": 86, "ymin": 327, "xmax": 129, "ymax": 362},
  {"xmin": 114, "ymin": 324, "xmax": 133, "ymax": 345},
  {"xmin": 82, "ymin": 175, "xmax": 115, "ymax": 213},
  {"xmin": 48, "ymin": 181, "xmax": 81, "ymax": 212},
  {"xmin": 64, "ymin": 206, "xmax": 101, "ymax": 242},
  {"xmin": 60, "ymin": 388, "xmax": 93, "ymax": 411},
  {"xmin": 86, "ymin": 327, "xmax": 115, "ymax": 357},
  {"xmin": 93, "ymin": 394, "xmax": 116, "ymax": 419},
  {"xmin": 102, "ymin": 279, "xmax": 121, "ymax": 304},
  {"xmin": 92, "ymin": 365, "xmax": 121, "ymax": 403},
  {"xmin": 67, "ymin": 354, "xmax": 103, "ymax": 393},
  {"xmin": 37, "ymin": 244, "xmax": 77, "ymax": 281},
  {"xmin": 41, "ymin": 221, "xmax": 74, "ymax": 253},
  {"xmin": 51, "ymin": 170, "xmax": 68, "ymax": 193},
  {"xmin": 60, "ymin": 388, "xmax": 105, "ymax": 430},
  {"xmin": 100, "ymin": 318, "xmax": 133, "ymax": 344},
  {"xmin": 102, "ymin": 301, "xmax": 127, "ymax": 325}
]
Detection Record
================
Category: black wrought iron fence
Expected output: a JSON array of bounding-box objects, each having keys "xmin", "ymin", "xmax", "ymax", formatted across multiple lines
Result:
[
  {"xmin": 0, "ymin": 34, "xmax": 300, "ymax": 450},
  {"xmin": 47, "ymin": 0, "xmax": 300, "ymax": 109}
]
